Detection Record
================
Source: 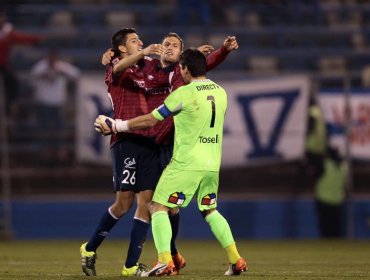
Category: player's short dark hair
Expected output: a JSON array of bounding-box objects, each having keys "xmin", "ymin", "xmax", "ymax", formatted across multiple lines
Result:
[
  {"xmin": 179, "ymin": 48, "xmax": 206, "ymax": 77},
  {"xmin": 162, "ymin": 32, "xmax": 184, "ymax": 51},
  {"xmin": 111, "ymin": 27, "xmax": 137, "ymax": 57}
]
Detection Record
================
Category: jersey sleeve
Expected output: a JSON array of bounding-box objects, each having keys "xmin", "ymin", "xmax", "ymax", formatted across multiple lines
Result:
[
  {"xmin": 152, "ymin": 86, "xmax": 185, "ymax": 120},
  {"xmin": 11, "ymin": 29, "xmax": 41, "ymax": 45},
  {"xmin": 106, "ymin": 58, "xmax": 144, "ymax": 87},
  {"xmin": 206, "ymin": 46, "xmax": 229, "ymax": 71},
  {"xmin": 105, "ymin": 64, "xmax": 113, "ymax": 86}
]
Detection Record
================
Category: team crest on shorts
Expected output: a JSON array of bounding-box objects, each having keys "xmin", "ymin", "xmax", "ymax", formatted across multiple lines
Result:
[
  {"xmin": 201, "ymin": 193, "xmax": 216, "ymax": 205},
  {"xmin": 168, "ymin": 192, "xmax": 185, "ymax": 206}
]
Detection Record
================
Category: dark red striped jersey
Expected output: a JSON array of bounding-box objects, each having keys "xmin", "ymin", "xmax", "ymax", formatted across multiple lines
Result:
[
  {"xmin": 145, "ymin": 46, "xmax": 230, "ymax": 144},
  {"xmin": 105, "ymin": 57, "xmax": 150, "ymax": 146}
]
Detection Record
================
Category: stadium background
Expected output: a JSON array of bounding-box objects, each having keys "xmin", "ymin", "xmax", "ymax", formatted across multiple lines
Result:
[{"xmin": 1, "ymin": 0, "xmax": 370, "ymax": 240}]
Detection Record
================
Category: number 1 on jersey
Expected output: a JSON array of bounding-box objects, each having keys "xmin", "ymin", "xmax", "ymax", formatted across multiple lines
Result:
[{"xmin": 207, "ymin": 95, "xmax": 216, "ymax": 128}]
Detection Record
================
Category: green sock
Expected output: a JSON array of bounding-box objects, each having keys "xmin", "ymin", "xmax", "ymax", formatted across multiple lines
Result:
[
  {"xmin": 152, "ymin": 211, "xmax": 172, "ymax": 262},
  {"xmin": 205, "ymin": 210, "xmax": 235, "ymax": 249}
]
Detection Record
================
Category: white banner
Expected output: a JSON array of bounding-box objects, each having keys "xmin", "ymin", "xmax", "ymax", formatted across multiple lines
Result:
[
  {"xmin": 319, "ymin": 90, "xmax": 370, "ymax": 160},
  {"xmin": 76, "ymin": 74, "xmax": 112, "ymax": 164},
  {"xmin": 76, "ymin": 75, "xmax": 310, "ymax": 167},
  {"xmin": 220, "ymin": 75, "xmax": 310, "ymax": 166}
]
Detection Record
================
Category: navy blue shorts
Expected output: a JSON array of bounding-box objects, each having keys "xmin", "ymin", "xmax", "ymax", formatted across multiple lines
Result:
[
  {"xmin": 111, "ymin": 136, "xmax": 160, "ymax": 193},
  {"xmin": 159, "ymin": 144, "xmax": 173, "ymax": 171}
]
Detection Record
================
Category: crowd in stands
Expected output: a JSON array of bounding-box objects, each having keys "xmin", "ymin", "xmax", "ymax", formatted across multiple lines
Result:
[
  {"xmin": 3, "ymin": 0, "xmax": 370, "ymax": 82},
  {"xmin": 2, "ymin": 0, "xmax": 370, "ymax": 168}
]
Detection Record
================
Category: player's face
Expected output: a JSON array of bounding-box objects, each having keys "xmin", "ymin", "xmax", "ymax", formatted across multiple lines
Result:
[
  {"xmin": 179, "ymin": 64, "xmax": 191, "ymax": 84},
  {"xmin": 161, "ymin": 36, "xmax": 182, "ymax": 65},
  {"xmin": 124, "ymin": 33, "xmax": 144, "ymax": 56}
]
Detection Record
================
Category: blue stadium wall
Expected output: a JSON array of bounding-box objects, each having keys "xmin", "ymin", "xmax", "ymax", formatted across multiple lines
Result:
[{"xmin": 7, "ymin": 198, "xmax": 370, "ymax": 239}]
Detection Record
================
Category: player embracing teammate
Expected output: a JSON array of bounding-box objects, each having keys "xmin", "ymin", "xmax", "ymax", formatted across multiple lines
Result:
[
  {"xmin": 81, "ymin": 27, "xmax": 246, "ymax": 277},
  {"xmin": 95, "ymin": 47, "xmax": 248, "ymax": 277}
]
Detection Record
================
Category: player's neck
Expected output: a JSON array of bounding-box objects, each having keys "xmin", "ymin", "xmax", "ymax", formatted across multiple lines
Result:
[
  {"xmin": 161, "ymin": 60, "xmax": 175, "ymax": 68},
  {"xmin": 190, "ymin": 76, "xmax": 207, "ymax": 82}
]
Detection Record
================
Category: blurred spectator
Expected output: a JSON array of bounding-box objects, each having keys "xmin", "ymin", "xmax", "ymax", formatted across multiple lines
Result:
[
  {"xmin": 295, "ymin": 96, "xmax": 328, "ymax": 189},
  {"xmin": 176, "ymin": 0, "xmax": 211, "ymax": 26},
  {"xmin": 314, "ymin": 146, "xmax": 347, "ymax": 238},
  {"xmin": 30, "ymin": 49, "xmax": 80, "ymax": 164},
  {"xmin": 0, "ymin": 9, "xmax": 41, "ymax": 116},
  {"xmin": 351, "ymin": 32, "xmax": 366, "ymax": 51},
  {"xmin": 362, "ymin": 66, "xmax": 370, "ymax": 87},
  {"xmin": 306, "ymin": 97, "xmax": 327, "ymax": 159}
]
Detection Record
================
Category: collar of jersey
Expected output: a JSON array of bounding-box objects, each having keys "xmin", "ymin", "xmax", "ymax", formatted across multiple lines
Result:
[
  {"xmin": 191, "ymin": 79, "xmax": 210, "ymax": 82},
  {"xmin": 156, "ymin": 61, "xmax": 177, "ymax": 72}
]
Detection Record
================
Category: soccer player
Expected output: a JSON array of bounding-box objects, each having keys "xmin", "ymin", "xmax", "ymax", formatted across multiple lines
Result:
[
  {"xmin": 99, "ymin": 32, "xmax": 238, "ymax": 275},
  {"xmin": 101, "ymin": 32, "xmax": 238, "ymax": 274},
  {"xmin": 95, "ymin": 48, "xmax": 248, "ymax": 277},
  {"xmin": 80, "ymin": 28, "xmax": 173, "ymax": 277}
]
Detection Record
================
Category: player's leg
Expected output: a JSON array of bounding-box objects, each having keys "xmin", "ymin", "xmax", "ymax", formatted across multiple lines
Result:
[
  {"xmin": 86, "ymin": 191, "xmax": 135, "ymax": 251},
  {"xmin": 144, "ymin": 169, "xmax": 198, "ymax": 276},
  {"xmin": 168, "ymin": 208, "xmax": 180, "ymax": 256},
  {"xmin": 81, "ymin": 190, "xmax": 135, "ymax": 276},
  {"xmin": 121, "ymin": 190, "xmax": 152, "ymax": 276},
  {"xmin": 144, "ymin": 201, "xmax": 176, "ymax": 277},
  {"xmin": 198, "ymin": 171, "xmax": 248, "ymax": 276},
  {"xmin": 159, "ymin": 144, "xmax": 185, "ymax": 272},
  {"xmin": 168, "ymin": 208, "xmax": 186, "ymax": 273},
  {"xmin": 121, "ymin": 137, "xmax": 160, "ymax": 276},
  {"xmin": 80, "ymin": 140, "xmax": 136, "ymax": 276},
  {"xmin": 202, "ymin": 208, "xmax": 247, "ymax": 275}
]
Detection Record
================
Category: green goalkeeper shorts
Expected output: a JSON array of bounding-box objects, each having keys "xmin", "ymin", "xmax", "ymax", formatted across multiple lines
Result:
[{"xmin": 152, "ymin": 166, "xmax": 219, "ymax": 211}]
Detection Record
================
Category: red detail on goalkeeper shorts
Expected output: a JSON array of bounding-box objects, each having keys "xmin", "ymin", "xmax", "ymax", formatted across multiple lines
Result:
[
  {"xmin": 201, "ymin": 193, "xmax": 216, "ymax": 205},
  {"xmin": 167, "ymin": 192, "xmax": 185, "ymax": 206}
]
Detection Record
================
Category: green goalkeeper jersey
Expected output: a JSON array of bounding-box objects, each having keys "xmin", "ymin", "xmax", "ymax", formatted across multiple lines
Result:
[{"xmin": 152, "ymin": 79, "xmax": 227, "ymax": 171}]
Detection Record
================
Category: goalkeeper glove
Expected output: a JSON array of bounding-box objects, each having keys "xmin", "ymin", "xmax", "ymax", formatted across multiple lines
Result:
[
  {"xmin": 94, "ymin": 115, "xmax": 129, "ymax": 135},
  {"xmin": 94, "ymin": 115, "xmax": 115, "ymax": 135}
]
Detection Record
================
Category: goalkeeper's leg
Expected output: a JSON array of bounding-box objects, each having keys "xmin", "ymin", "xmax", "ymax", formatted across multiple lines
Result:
[
  {"xmin": 142, "ymin": 209, "xmax": 176, "ymax": 277},
  {"xmin": 203, "ymin": 209, "xmax": 248, "ymax": 275}
]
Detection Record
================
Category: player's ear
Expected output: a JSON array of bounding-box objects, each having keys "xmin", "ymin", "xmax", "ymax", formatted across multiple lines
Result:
[{"xmin": 118, "ymin": 45, "xmax": 127, "ymax": 54}]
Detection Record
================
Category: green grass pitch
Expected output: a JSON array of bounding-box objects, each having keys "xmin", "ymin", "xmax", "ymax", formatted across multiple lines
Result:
[{"xmin": 1, "ymin": 239, "xmax": 370, "ymax": 279}]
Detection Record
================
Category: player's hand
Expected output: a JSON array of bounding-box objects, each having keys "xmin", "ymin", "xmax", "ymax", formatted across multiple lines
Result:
[
  {"xmin": 101, "ymin": 49, "xmax": 115, "ymax": 66},
  {"xmin": 224, "ymin": 36, "xmax": 239, "ymax": 51},
  {"xmin": 143, "ymin": 44, "xmax": 165, "ymax": 56},
  {"xmin": 94, "ymin": 115, "xmax": 116, "ymax": 135},
  {"xmin": 197, "ymin": 45, "xmax": 214, "ymax": 56}
]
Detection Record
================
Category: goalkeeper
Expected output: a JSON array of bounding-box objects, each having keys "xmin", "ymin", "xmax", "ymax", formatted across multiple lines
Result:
[{"xmin": 95, "ymin": 48, "xmax": 248, "ymax": 277}]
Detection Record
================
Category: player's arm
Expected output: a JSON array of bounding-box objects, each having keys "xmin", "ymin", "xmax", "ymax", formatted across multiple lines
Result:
[
  {"xmin": 112, "ymin": 44, "xmax": 165, "ymax": 74},
  {"xmin": 94, "ymin": 113, "xmax": 157, "ymax": 134},
  {"xmin": 125, "ymin": 112, "xmax": 159, "ymax": 131},
  {"xmin": 11, "ymin": 30, "xmax": 42, "ymax": 45},
  {"xmin": 197, "ymin": 45, "xmax": 214, "ymax": 56},
  {"xmin": 206, "ymin": 36, "xmax": 238, "ymax": 71},
  {"xmin": 101, "ymin": 49, "xmax": 115, "ymax": 65},
  {"xmin": 95, "ymin": 103, "xmax": 177, "ymax": 134}
]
